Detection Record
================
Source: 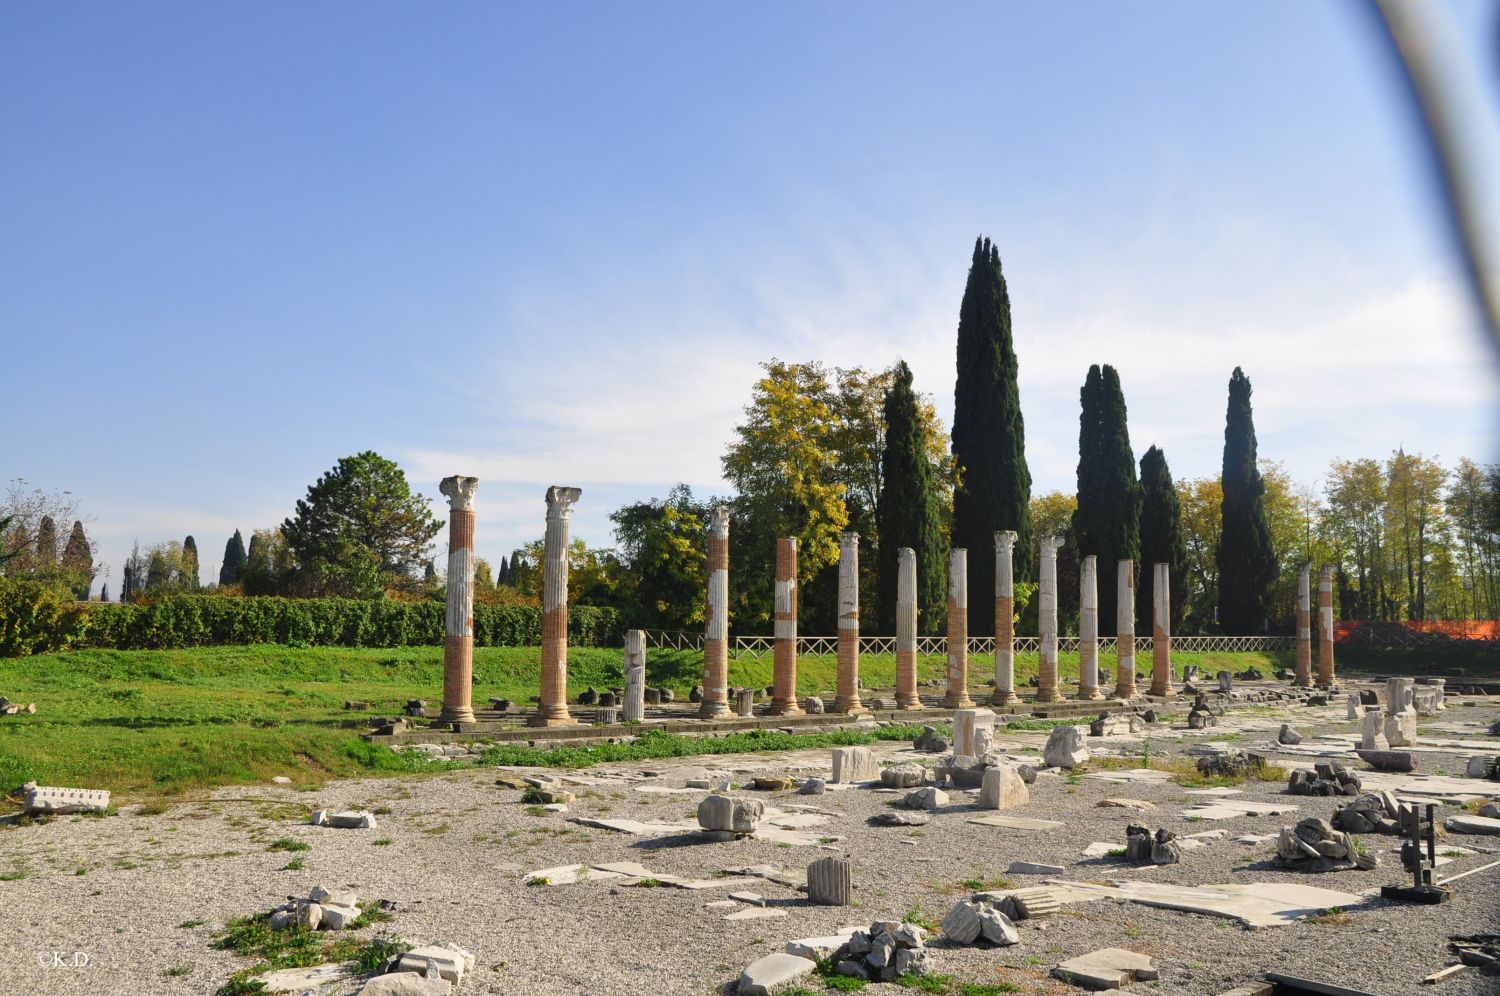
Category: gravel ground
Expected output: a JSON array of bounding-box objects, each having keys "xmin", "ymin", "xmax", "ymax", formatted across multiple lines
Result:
[{"xmin": 2, "ymin": 685, "xmax": 1499, "ymax": 996}]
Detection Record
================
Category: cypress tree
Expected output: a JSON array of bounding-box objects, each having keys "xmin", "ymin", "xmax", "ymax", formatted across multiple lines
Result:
[
  {"xmin": 220, "ymin": 530, "xmax": 247, "ymax": 586},
  {"xmin": 952, "ymin": 236, "xmax": 1032, "ymax": 632},
  {"xmin": 1216, "ymin": 367, "xmax": 1278, "ymax": 632},
  {"xmin": 100, "ymin": 583, "xmax": 109, "ymax": 603},
  {"xmin": 424, "ymin": 561, "xmax": 437, "ymax": 582},
  {"xmin": 35, "ymin": 515, "xmax": 58, "ymax": 570},
  {"xmin": 61, "ymin": 520, "xmax": 93, "ymax": 599},
  {"xmin": 181, "ymin": 535, "xmax": 200, "ymax": 589},
  {"xmin": 1137, "ymin": 445, "xmax": 1188, "ymax": 635},
  {"xmin": 1071, "ymin": 364, "xmax": 1141, "ymax": 629},
  {"xmin": 876, "ymin": 360, "xmax": 946, "ymax": 634},
  {"xmin": 498, "ymin": 555, "xmax": 510, "ymax": 587}
]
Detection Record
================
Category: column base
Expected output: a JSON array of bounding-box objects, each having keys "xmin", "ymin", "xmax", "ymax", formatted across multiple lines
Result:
[
  {"xmin": 438, "ymin": 707, "xmax": 476, "ymax": 725},
  {"xmin": 941, "ymin": 694, "xmax": 975, "ymax": 709},
  {"xmin": 768, "ymin": 701, "xmax": 803, "ymax": 716},
  {"xmin": 990, "ymin": 691, "xmax": 1019, "ymax": 706},
  {"xmin": 1077, "ymin": 688, "xmax": 1105, "ymax": 701},
  {"xmin": 832, "ymin": 700, "xmax": 866, "ymax": 714},
  {"xmin": 1148, "ymin": 687, "xmax": 1177, "ymax": 698},
  {"xmin": 1113, "ymin": 686, "xmax": 1137, "ymax": 701},
  {"xmin": 698, "ymin": 701, "xmax": 732, "ymax": 719},
  {"xmin": 895, "ymin": 696, "xmax": 924, "ymax": 710},
  {"xmin": 528, "ymin": 709, "xmax": 577, "ymax": 727}
]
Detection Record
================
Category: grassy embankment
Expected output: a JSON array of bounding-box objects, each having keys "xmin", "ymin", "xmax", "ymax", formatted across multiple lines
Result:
[{"xmin": 0, "ymin": 643, "xmax": 1485, "ymax": 798}]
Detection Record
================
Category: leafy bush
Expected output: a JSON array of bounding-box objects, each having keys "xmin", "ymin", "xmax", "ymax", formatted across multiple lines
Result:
[
  {"xmin": 69, "ymin": 595, "xmax": 620, "ymax": 652},
  {"xmin": 0, "ymin": 578, "xmax": 89, "ymax": 656}
]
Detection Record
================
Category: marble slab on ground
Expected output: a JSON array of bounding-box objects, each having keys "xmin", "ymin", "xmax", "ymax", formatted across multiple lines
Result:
[
  {"xmin": 1082, "ymin": 842, "xmax": 1121, "ymax": 858},
  {"xmin": 967, "ymin": 814, "xmax": 1067, "ymax": 831},
  {"xmin": 726, "ymin": 908, "xmax": 788, "ymax": 921},
  {"xmin": 1185, "ymin": 788, "xmax": 1244, "ymax": 796},
  {"xmin": 1182, "ymin": 801, "xmax": 1299, "ymax": 820},
  {"xmin": 567, "ymin": 816, "xmax": 699, "ymax": 835},
  {"xmin": 258, "ymin": 963, "xmax": 355, "ymax": 993},
  {"xmin": 1051, "ymin": 879, "xmax": 1364, "ymax": 928},
  {"xmin": 1353, "ymin": 770, "xmax": 1500, "ymax": 799},
  {"xmin": 1079, "ymin": 768, "xmax": 1174, "ymax": 784}
]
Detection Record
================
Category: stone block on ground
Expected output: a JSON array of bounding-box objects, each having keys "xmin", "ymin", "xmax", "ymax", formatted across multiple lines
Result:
[
  {"xmin": 831, "ymin": 746, "xmax": 879, "ymax": 783},
  {"xmin": 975, "ymin": 905, "xmax": 1020, "ymax": 945},
  {"xmin": 21, "ymin": 783, "xmax": 110, "ymax": 816},
  {"xmin": 979, "ymin": 765, "xmax": 1029, "ymax": 810},
  {"xmin": 1445, "ymin": 814, "xmax": 1500, "ymax": 836},
  {"xmin": 806, "ymin": 857, "xmax": 853, "ymax": 906},
  {"xmin": 1354, "ymin": 749, "xmax": 1415, "ymax": 773},
  {"xmin": 939, "ymin": 901, "xmax": 983, "ymax": 944},
  {"xmin": 1053, "ymin": 947, "xmax": 1160, "ymax": 990},
  {"xmin": 912, "ymin": 726, "xmax": 949, "ymax": 753},
  {"xmin": 1278, "ymin": 724, "xmax": 1302, "ymax": 745},
  {"xmin": 1044, "ymin": 726, "xmax": 1089, "ymax": 768},
  {"xmin": 880, "ymin": 763, "xmax": 926, "ymax": 788},
  {"xmin": 394, "ymin": 944, "xmax": 475, "ymax": 986},
  {"xmin": 737, "ymin": 953, "xmax": 816, "ymax": 995},
  {"xmin": 698, "ymin": 795, "xmax": 765, "ymax": 836},
  {"xmin": 952, "ymin": 708, "xmax": 996, "ymax": 757},
  {"xmin": 901, "ymin": 787, "xmax": 948, "ymax": 810},
  {"xmin": 357, "ymin": 972, "xmax": 452, "ymax": 995}
]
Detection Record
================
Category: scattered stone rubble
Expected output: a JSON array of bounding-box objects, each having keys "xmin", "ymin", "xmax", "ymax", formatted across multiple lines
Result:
[
  {"xmin": 267, "ymin": 885, "xmax": 367, "ymax": 932},
  {"xmin": 1276, "ymin": 817, "xmax": 1378, "ymax": 872},
  {"xmin": 1053, "ymin": 947, "xmax": 1160, "ymax": 990},
  {"xmin": 1196, "ymin": 750, "xmax": 1268, "ymax": 779},
  {"xmin": 912, "ymin": 726, "xmax": 949, "ymax": 753},
  {"xmin": 1286, "ymin": 761, "xmax": 1362, "ymax": 796},
  {"xmin": 1089, "ymin": 711, "xmax": 1143, "ymax": 737},
  {"xmin": 1332, "ymin": 792, "xmax": 1406, "ymax": 835},
  {"xmin": 941, "ymin": 899, "xmax": 1021, "ymax": 947},
  {"xmin": 1124, "ymin": 823, "xmax": 1181, "ymax": 865},
  {"xmin": 0, "ymin": 696, "xmax": 36, "ymax": 716}
]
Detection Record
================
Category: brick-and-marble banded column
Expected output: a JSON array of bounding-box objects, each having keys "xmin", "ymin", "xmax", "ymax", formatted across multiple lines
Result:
[
  {"xmin": 834, "ymin": 532, "xmax": 864, "ymax": 713},
  {"xmin": 531, "ymin": 486, "xmax": 581, "ymax": 727},
  {"xmin": 700, "ymin": 506, "xmax": 732, "ymax": 718},
  {"xmin": 1317, "ymin": 565, "xmax": 1336, "ymax": 687},
  {"xmin": 1294, "ymin": 562, "xmax": 1313, "ymax": 688},
  {"xmin": 623, "ymin": 629, "xmax": 646, "ymax": 722},
  {"xmin": 992, "ymin": 531, "xmax": 1019, "ymax": 706},
  {"xmin": 1149, "ymin": 562, "xmax": 1175, "ymax": 697},
  {"xmin": 942, "ymin": 548, "xmax": 973, "ymax": 709},
  {"xmin": 1036, "ymin": 535, "xmax": 1064, "ymax": 703},
  {"xmin": 438, "ymin": 475, "xmax": 479, "ymax": 726},
  {"xmin": 770, "ymin": 537, "xmax": 802, "ymax": 715},
  {"xmin": 895, "ymin": 547, "xmax": 922, "ymax": 710},
  {"xmin": 1114, "ymin": 560, "xmax": 1137, "ymax": 700},
  {"xmin": 1077, "ymin": 555, "xmax": 1103, "ymax": 700}
]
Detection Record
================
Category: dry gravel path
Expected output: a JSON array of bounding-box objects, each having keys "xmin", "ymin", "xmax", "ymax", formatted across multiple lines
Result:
[{"xmin": 2, "ymin": 689, "xmax": 1498, "ymax": 995}]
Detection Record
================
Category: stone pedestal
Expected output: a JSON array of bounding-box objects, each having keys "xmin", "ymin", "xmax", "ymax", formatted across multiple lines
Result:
[
  {"xmin": 942, "ymin": 548, "xmax": 974, "ymax": 708},
  {"xmin": 1317, "ymin": 565, "xmax": 1336, "ymax": 687},
  {"xmin": 953, "ymin": 708, "xmax": 996, "ymax": 757},
  {"xmin": 623, "ymin": 629, "xmax": 646, "ymax": 722},
  {"xmin": 980, "ymin": 765, "xmax": 1029, "ymax": 809},
  {"xmin": 735, "ymin": 688, "xmax": 755, "ymax": 717},
  {"xmin": 895, "ymin": 547, "xmax": 922, "ymax": 710},
  {"xmin": 992, "ymin": 531, "xmax": 1019, "ymax": 705},
  {"xmin": 531, "ymin": 486, "xmax": 581, "ymax": 727},
  {"xmin": 701, "ymin": 506, "xmax": 732, "ymax": 718},
  {"xmin": 1149, "ymin": 562, "xmax": 1175, "ymax": 698},
  {"xmin": 1294, "ymin": 562, "xmax": 1313, "ymax": 687},
  {"xmin": 1114, "ymin": 560, "xmax": 1137, "ymax": 700},
  {"xmin": 834, "ymin": 532, "xmax": 864, "ymax": 713},
  {"xmin": 1036, "ymin": 536, "xmax": 1064, "ymax": 703},
  {"xmin": 1077, "ymin": 555, "xmax": 1102, "ymax": 700},
  {"xmin": 770, "ymin": 538, "xmax": 802, "ymax": 715},
  {"xmin": 438, "ymin": 475, "xmax": 479, "ymax": 726}
]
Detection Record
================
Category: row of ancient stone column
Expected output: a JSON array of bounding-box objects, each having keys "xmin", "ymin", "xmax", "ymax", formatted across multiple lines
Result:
[{"xmin": 433, "ymin": 481, "xmax": 1338, "ymax": 728}]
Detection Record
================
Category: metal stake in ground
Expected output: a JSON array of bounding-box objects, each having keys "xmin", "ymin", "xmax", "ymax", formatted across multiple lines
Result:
[
  {"xmin": 992, "ymin": 530, "xmax": 1019, "ymax": 706},
  {"xmin": 895, "ymin": 547, "xmax": 922, "ymax": 710},
  {"xmin": 438, "ymin": 475, "xmax": 479, "ymax": 727},
  {"xmin": 531, "ymin": 485, "xmax": 581, "ymax": 727},
  {"xmin": 834, "ymin": 531, "xmax": 864, "ymax": 714},
  {"xmin": 770, "ymin": 537, "xmax": 802, "ymax": 715},
  {"xmin": 700, "ymin": 505, "xmax": 732, "ymax": 718}
]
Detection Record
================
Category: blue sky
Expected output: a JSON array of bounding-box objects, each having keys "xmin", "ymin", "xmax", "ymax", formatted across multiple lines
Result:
[{"xmin": 4, "ymin": 1, "xmax": 1498, "ymax": 590}]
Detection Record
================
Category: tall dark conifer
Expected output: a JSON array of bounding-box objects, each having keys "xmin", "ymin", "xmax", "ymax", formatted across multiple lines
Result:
[
  {"xmin": 1216, "ymin": 367, "xmax": 1278, "ymax": 632},
  {"xmin": 876, "ymin": 360, "xmax": 946, "ymax": 634},
  {"xmin": 951, "ymin": 236, "xmax": 1032, "ymax": 632},
  {"xmin": 61, "ymin": 520, "xmax": 93, "ymax": 599},
  {"xmin": 498, "ymin": 555, "xmax": 510, "ymax": 587},
  {"xmin": 220, "ymin": 530, "xmax": 247, "ymax": 586},
  {"xmin": 181, "ymin": 535, "xmax": 200, "ymax": 589},
  {"xmin": 1071, "ymin": 364, "xmax": 1141, "ymax": 629},
  {"xmin": 1137, "ymin": 445, "xmax": 1187, "ymax": 635},
  {"xmin": 35, "ymin": 515, "xmax": 57, "ymax": 569}
]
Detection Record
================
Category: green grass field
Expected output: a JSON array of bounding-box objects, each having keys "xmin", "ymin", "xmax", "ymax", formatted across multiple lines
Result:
[{"xmin": 0, "ymin": 642, "xmax": 1483, "ymax": 799}]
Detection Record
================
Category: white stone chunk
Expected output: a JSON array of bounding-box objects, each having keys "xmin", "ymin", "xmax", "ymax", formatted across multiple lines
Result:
[
  {"xmin": 1044, "ymin": 726, "xmax": 1090, "ymax": 768},
  {"xmin": 979, "ymin": 765, "xmax": 1029, "ymax": 810},
  {"xmin": 737, "ymin": 953, "xmax": 816, "ymax": 995}
]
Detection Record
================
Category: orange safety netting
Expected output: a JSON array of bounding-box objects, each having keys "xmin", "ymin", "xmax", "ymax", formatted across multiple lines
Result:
[{"xmin": 1334, "ymin": 619, "xmax": 1500, "ymax": 641}]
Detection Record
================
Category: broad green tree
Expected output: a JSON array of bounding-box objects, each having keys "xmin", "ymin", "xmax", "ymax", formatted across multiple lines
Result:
[
  {"xmin": 951, "ymin": 237, "xmax": 1032, "ymax": 632},
  {"xmin": 1216, "ymin": 368, "xmax": 1277, "ymax": 632},
  {"xmin": 611, "ymin": 484, "xmax": 710, "ymax": 630},
  {"xmin": 281, "ymin": 451, "xmax": 442, "ymax": 597},
  {"xmin": 1177, "ymin": 478, "xmax": 1223, "ymax": 633},
  {"xmin": 242, "ymin": 529, "xmax": 293, "ymax": 596}
]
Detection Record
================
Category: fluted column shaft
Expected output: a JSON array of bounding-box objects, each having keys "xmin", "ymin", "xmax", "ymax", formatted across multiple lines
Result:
[
  {"xmin": 1317, "ymin": 565, "xmax": 1336, "ymax": 686},
  {"xmin": 770, "ymin": 537, "xmax": 802, "ymax": 715},
  {"xmin": 439, "ymin": 475, "xmax": 479, "ymax": 725},
  {"xmin": 834, "ymin": 532, "xmax": 864, "ymax": 713},
  {"xmin": 532, "ymin": 485, "xmax": 581, "ymax": 726},
  {"xmin": 1114, "ymin": 560, "xmax": 1137, "ymax": 699},
  {"xmin": 992, "ymin": 531, "xmax": 1019, "ymax": 705},
  {"xmin": 701, "ymin": 506, "xmax": 732, "ymax": 717},
  {"xmin": 942, "ymin": 548, "xmax": 973, "ymax": 708},
  {"xmin": 1077, "ymin": 555, "xmax": 1102, "ymax": 699},
  {"xmin": 623, "ymin": 629, "xmax": 646, "ymax": 722},
  {"xmin": 895, "ymin": 548, "xmax": 921, "ymax": 709},
  {"xmin": 1037, "ymin": 535, "xmax": 1064, "ymax": 703},
  {"xmin": 1149, "ymin": 562, "xmax": 1175, "ymax": 697}
]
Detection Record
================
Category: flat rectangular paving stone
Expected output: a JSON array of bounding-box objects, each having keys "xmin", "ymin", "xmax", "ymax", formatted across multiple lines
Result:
[
  {"xmin": 737, "ymin": 952, "xmax": 815, "ymax": 995},
  {"xmin": 725, "ymin": 907, "xmax": 789, "ymax": 921},
  {"xmin": 1008, "ymin": 861, "xmax": 1066, "ymax": 875},
  {"xmin": 259, "ymin": 963, "xmax": 355, "ymax": 993},
  {"xmin": 1445, "ymin": 814, "xmax": 1500, "ymax": 836},
  {"xmin": 566, "ymin": 817, "xmax": 698, "ymax": 835},
  {"xmin": 1079, "ymin": 768, "xmax": 1174, "ymax": 784},
  {"xmin": 1053, "ymin": 879, "xmax": 1364, "ymax": 928},
  {"xmin": 968, "ymin": 814, "xmax": 1067, "ymax": 831},
  {"xmin": 523, "ymin": 864, "xmax": 628, "ymax": 885},
  {"xmin": 1184, "ymin": 787, "xmax": 1244, "ymax": 796},
  {"xmin": 1182, "ymin": 801, "xmax": 1299, "ymax": 820},
  {"xmin": 1053, "ymin": 947, "xmax": 1159, "ymax": 989},
  {"xmin": 1082, "ymin": 842, "xmax": 1121, "ymax": 858}
]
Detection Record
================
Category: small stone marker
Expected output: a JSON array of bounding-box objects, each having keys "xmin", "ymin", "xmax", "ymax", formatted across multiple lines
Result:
[
  {"xmin": 806, "ymin": 856, "xmax": 853, "ymax": 905},
  {"xmin": 951, "ymin": 708, "xmax": 996, "ymax": 757},
  {"xmin": 979, "ymin": 765, "xmax": 1029, "ymax": 810},
  {"xmin": 735, "ymin": 688, "xmax": 755, "ymax": 717},
  {"xmin": 393, "ymin": 943, "xmax": 475, "ymax": 986},
  {"xmin": 698, "ymin": 795, "xmax": 764, "ymax": 839},
  {"xmin": 1053, "ymin": 947, "xmax": 1159, "ymax": 990},
  {"xmin": 831, "ymin": 746, "xmax": 879, "ymax": 783}
]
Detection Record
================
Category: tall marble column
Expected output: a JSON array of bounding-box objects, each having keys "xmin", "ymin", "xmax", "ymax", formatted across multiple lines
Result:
[
  {"xmin": 1077, "ymin": 555, "xmax": 1103, "ymax": 700},
  {"xmin": 700, "ymin": 506, "xmax": 732, "ymax": 718},
  {"xmin": 1036, "ymin": 535, "xmax": 1064, "ymax": 703},
  {"xmin": 1149, "ymin": 562, "xmax": 1175, "ymax": 697},
  {"xmin": 992, "ymin": 531, "xmax": 1019, "ymax": 706},
  {"xmin": 895, "ymin": 547, "xmax": 922, "ymax": 710},
  {"xmin": 834, "ymin": 532, "xmax": 864, "ymax": 713},
  {"xmin": 438, "ymin": 475, "xmax": 479, "ymax": 726},
  {"xmin": 531, "ymin": 486, "xmax": 581, "ymax": 727},
  {"xmin": 1317, "ymin": 565, "xmax": 1336, "ymax": 687},
  {"xmin": 623, "ymin": 629, "xmax": 646, "ymax": 722},
  {"xmin": 942, "ymin": 548, "xmax": 974, "ymax": 708},
  {"xmin": 770, "ymin": 537, "xmax": 802, "ymax": 715},
  {"xmin": 1294, "ymin": 562, "xmax": 1313, "ymax": 688},
  {"xmin": 1114, "ymin": 560, "xmax": 1137, "ymax": 700}
]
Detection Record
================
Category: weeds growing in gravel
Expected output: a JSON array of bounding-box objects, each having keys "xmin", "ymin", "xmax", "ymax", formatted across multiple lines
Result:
[{"xmin": 267, "ymin": 837, "xmax": 308, "ymax": 853}]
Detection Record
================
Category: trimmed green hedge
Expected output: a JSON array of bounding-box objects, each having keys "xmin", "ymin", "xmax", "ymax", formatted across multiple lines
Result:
[{"xmin": 74, "ymin": 596, "xmax": 622, "ymax": 651}]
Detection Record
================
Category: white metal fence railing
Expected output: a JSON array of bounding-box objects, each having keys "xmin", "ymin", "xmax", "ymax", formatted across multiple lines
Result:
[{"xmin": 641, "ymin": 631, "xmax": 1295, "ymax": 658}]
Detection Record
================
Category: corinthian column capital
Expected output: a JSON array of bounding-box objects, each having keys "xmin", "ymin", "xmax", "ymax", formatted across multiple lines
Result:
[
  {"xmin": 546, "ymin": 486, "xmax": 583, "ymax": 520},
  {"xmin": 440, "ymin": 476, "xmax": 479, "ymax": 511}
]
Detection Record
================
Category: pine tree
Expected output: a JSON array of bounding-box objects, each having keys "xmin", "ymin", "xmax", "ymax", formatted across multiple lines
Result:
[
  {"xmin": 952, "ymin": 236, "xmax": 1032, "ymax": 631},
  {"xmin": 181, "ymin": 535, "xmax": 200, "ymax": 589},
  {"xmin": 1072, "ymin": 364, "xmax": 1141, "ymax": 629},
  {"xmin": 498, "ymin": 555, "xmax": 510, "ymax": 587},
  {"xmin": 1216, "ymin": 367, "xmax": 1278, "ymax": 632},
  {"xmin": 35, "ymin": 515, "xmax": 58, "ymax": 570},
  {"xmin": 100, "ymin": 583, "xmax": 109, "ymax": 603},
  {"xmin": 1137, "ymin": 445, "xmax": 1188, "ymax": 635},
  {"xmin": 877, "ymin": 360, "xmax": 946, "ymax": 633},
  {"xmin": 220, "ymin": 530, "xmax": 247, "ymax": 586},
  {"xmin": 61, "ymin": 520, "xmax": 93, "ymax": 599}
]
